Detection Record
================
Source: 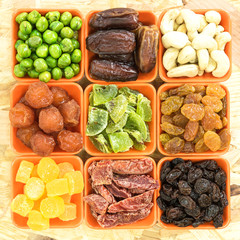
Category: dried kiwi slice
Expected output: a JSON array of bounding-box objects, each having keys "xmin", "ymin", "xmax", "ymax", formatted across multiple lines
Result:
[
  {"xmin": 89, "ymin": 134, "xmax": 112, "ymax": 153},
  {"xmin": 108, "ymin": 132, "xmax": 133, "ymax": 153},
  {"xmin": 145, "ymin": 123, "xmax": 151, "ymax": 142},
  {"xmin": 124, "ymin": 129, "xmax": 143, "ymax": 143},
  {"xmin": 119, "ymin": 87, "xmax": 139, "ymax": 106},
  {"xmin": 136, "ymin": 94, "xmax": 152, "ymax": 122},
  {"xmin": 133, "ymin": 141, "xmax": 146, "ymax": 151},
  {"xmin": 89, "ymin": 92, "xmax": 94, "ymax": 106},
  {"xmin": 86, "ymin": 107, "xmax": 108, "ymax": 136},
  {"xmin": 126, "ymin": 105, "xmax": 136, "ymax": 113},
  {"xmin": 106, "ymin": 113, "xmax": 128, "ymax": 134}
]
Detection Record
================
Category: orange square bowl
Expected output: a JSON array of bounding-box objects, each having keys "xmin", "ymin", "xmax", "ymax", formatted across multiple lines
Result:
[
  {"xmin": 158, "ymin": 9, "xmax": 232, "ymax": 83},
  {"xmin": 157, "ymin": 83, "xmax": 230, "ymax": 156},
  {"xmin": 12, "ymin": 9, "xmax": 84, "ymax": 82},
  {"xmin": 83, "ymin": 83, "xmax": 156, "ymax": 156},
  {"xmin": 157, "ymin": 156, "xmax": 230, "ymax": 229},
  {"xmin": 84, "ymin": 156, "xmax": 158, "ymax": 229},
  {"xmin": 10, "ymin": 82, "xmax": 83, "ymax": 155},
  {"xmin": 84, "ymin": 10, "xmax": 158, "ymax": 83},
  {"xmin": 11, "ymin": 156, "xmax": 84, "ymax": 229}
]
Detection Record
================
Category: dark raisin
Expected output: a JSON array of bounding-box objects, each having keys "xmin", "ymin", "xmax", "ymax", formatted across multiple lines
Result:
[
  {"xmin": 178, "ymin": 180, "xmax": 192, "ymax": 195},
  {"xmin": 178, "ymin": 195, "xmax": 196, "ymax": 210},
  {"xmin": 219, "ymin": 191, "xmax": 228, "ymax": 208},
  {"xmin": 194, "ymin": 160, "xmax": 210, "ymax": 169},
  {"xmin": 171, "ymin": 189, "xmax": 179, "ymax": 199},
  {"xmin": 185, "ymin": 206, "xmax": 201, "ymax": 219},
  {"xmin": 157, "ymin": 197, "xmax": 167, "ymax": 211},
  {"xmin": 210, "ymin": 183, "xmax": 221, "ymax": 202},
  {"xmin": 198, "ymin": 194, "xmax": 212, "ymax": 208},
  {"xmin": 166, "ymin": 207, "xmax": 185, "ymax": 220},
  {"xmin": 162, "ymin": 184, "xmax": 173, "ymax": 196},
  {"xmin": 213, "ymin": 214, "xmax": 223, "ymax": 228},
  {"xmin": 160, "ymin": 161, "xmax": 171, "ymax": 182},
  {"xmin": 190, "ymin": 191, "xmax": 199, "ymax": 202},
  {"xmin": 204, "ymin": 205, "xmax": 219, "ymax": 221},
  {"xmin": 206, "ymin": 160, "xmax": 218, "ymax": 170},
  {"xmin": 194, "ymin": 178, "xmax": 211, "ymax": 194},
  {"xmin": 160, "ymin": 190, "xmax": 172, "ymax": 202},
  {"xmin": 215, "ymin": 169, "xmax": 227, "ymax": 186},
  {"xmin": 166, "ymin": 169, "xmax": 182, "ymax": 184},
  {"xmin": 172, "ymin": 158, "xmax": 184, "ymax": 166},
  {"xmin": 203, "ymin": 169, "xmax": 215, "ymax": 181},
  {"xmin": 188, "ymin": 168, "xmax": 203, "ymax": 184},
  {"xmin": 173, "ymin": 218, "xmax": 194, "ymax": 227}
]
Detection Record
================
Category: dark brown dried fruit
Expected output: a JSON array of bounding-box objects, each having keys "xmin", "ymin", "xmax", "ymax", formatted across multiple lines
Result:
[
  {"xmin": 166, "ymin": 169, "xmax": 182, "ymax": 184},
  {"xmin": 167, "ymin": 207, "xmax": 185, "ymax": 220},
  {"xmin": 161, "ymin": 122, "xmax": 185, "ymax": 136},
  {"xmin": 204, "ymin": 131, "xmax": 221, "ymax": 152},
  {"xmin": 99, "ymin": 53, "xmax": 134, "ymax": 63},
  {"xmin": 50, "ymin": 87, "xmax": 70, "ymax": 107},
  {"xmin": 184, "ymin": 93, "xmax": 202, "ymax": 104},
  {"xmin": 172, "ymin": 114, "xmax": 189, "ymax": 128},
  {"xmin": 218, "ymin": 129, "xmax": 231, "ymax": 150},
  {"xmin": 160, "ymin": 161, "xmax": 171, "ymax": 182},
  {"xmin": 185, "ymin": 206, "xmax": 201, "ymax": 219},
  {"xmin": 210, "ymin": 183, "xmax": 221, "ymax": 202},
  {"xmin": 178, "ymin": 195, "xmax": 196, "ymax": 210},
  {"xmin": 84, "ymin": 194, "xmax": 109, "ymax": 215},
  {"xmin": 219, "ymin": 96, "xmax": 227, "ymax": 118},
  {"xmin": 162, "ymin": 184, "xmax": 173, "ymax": 196},
  {"xmin": 161, "ymin": 96, "xmax": 183, "ymax": 115},
  {"xmin": 202, "ymin": 95, "xmax": 223, "ymax": 112},
  {"xmin": 215, "ymin": 169, "xmax": 227, "ymax": 186},
  {"xmin": 213, "ymin": 214, "xmax": 223, "ymax": 228},
  {"xmin": 204, "ymin": 205, "xmax": 219, "ymax": 221},
  {"xmin": 164, "ymin": 137, "xmax": 185, "ymax": 154},
  {"xmin": 169, "ymin": 84, "xmax": 195, "ymax": 96},
  {"xmin": 188, "ymin": 168, "xmax": 203, "ymax": 184},
  {"xmin": 194, "ymin": 178, "xmax": 211, "ymax": 194},
  {"xmin": 184, "ymin": 121, "xmax": 199, "ymax": 141},
  {"xmin": 181, "ymin": 104, "xmax": 205, "ymax": 121},
  {"xmin": 198, "ymin": 194, "xmax": 212, "ymax": 207},
  {"xmin": 174, "ymin": 218, "xmax": 194, "ymax": 227},
  {"xmin": 178, "ymin": 180, "xmax": 192, "ymax": 195}
]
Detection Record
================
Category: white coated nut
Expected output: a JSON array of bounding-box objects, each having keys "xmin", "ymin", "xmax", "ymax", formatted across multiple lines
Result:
[
  {"xmin": 197, "ymin": 49, "xmax": 209, "ymax": 71},
  {"xmin": 181, "ymin": 9, "xmax": 200, "ymax": 32},
  {"xmin": 200, "ymin": 23, "xmax": 217, "ymax": 37},
  {"xmin": 187, "ymin": 31, "xmax": 198, "ymax": 41},
  {"xmin": 211, "ymin": 50, "xmax": 230, "ymax": 77},
  {"xmin": 197, "ymin": 14, "xmax": 208, "ymax": 32},
  {"xmin": 215, "ymin": 25, "xmax": 224, "ymax": 35},
  {"xmin": 162, "ymin": 31, "xmax": 189, "ymax": 49},
  {"xmin": 160, "ymin": 9, "xmax": 180, "ymax": 34},
  {"xmin": 192, "ymin": 35, "xmax": 218, "ymax": 50},
  {"xmin": 177, "ymin": 45, "xmax": 197, "ymax": 64},
  {"xmin": 176, "ymin": 14, "xmax": 184, "ymax": 25},
  {"xmin": 174, "ymin": 22, "xmax": 179, "ymax": 31},
  {"xmin": 215, "ymin": 32, "xmax": 232, "ymax": 50},
  {"xmin": 177, "ymin": 24, "xmax": 187, "ymax": 33},
  {"xmin": 205, "ymin": 10, "xmax": 221, "ymax": 25},
  {"xmin": 167, "ymin": 64, "xmax": 199, "ymax": 77},
  {"xmin": 163, "ymin": 48, "xmax": 179, "ymax": 71},
  {"xmin": 198, "ymin": 70, "xmax": 204, "ymax": 76},
  {"xmin": 205, "ymin": 57, "xmax": 217, "ymax": 73}
]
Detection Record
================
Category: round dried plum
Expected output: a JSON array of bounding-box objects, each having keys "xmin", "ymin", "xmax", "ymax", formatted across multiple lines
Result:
[
  {"xmin": 166, "ymin": 169, "xmax": 182, "ymax": 184},
  {"xmin": 198, "ymin": 194, "xmax": 212, "ymax": 208},
  {"xmin": 215, "ymin": 169, "xmax": 227, "ymax": 186},
  {"xmin": 188, "ymin": 167, "xmax": 203, "ymax": 184},
  {"xmin": 194, "ymin": 178, "xmax": 211, "ymax": 194},
  {"xmin": 51, "ymin": 86, "xmax": 70, "ymax": 107},
  {"xmin": 178, "ymin": 195, "xmax": 196, "ymax": 210},
  {"xmin": 204, "ymin": 205, "xmax": 219, "ymax": 222},
  {"xmin": 178, "ymin": 180, "xmax": 192, "ymax": 196}
]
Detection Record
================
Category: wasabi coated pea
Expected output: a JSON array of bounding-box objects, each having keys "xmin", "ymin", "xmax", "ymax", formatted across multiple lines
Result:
[
  {"xmin": 58, "ymin": 53, "xmax": 71, "ymax": 68},
  {"xmin": 60, "ymin": 12, "xmax": 72, "ymax": 26},
  {"xmin": 46, "ymin": 11, "xmax": 60, "ymax": 24},
  {"xmin": 60, "ymin": 27, "xmax": 74, "ymax": 39},
  {"xmin": 50, "ymin": 21, "xmax": 64, "ymax": 33},
  {"xmin": 30, "ymin": 52, "xmax": 38, "ymax": 61},
  {"xmin": 19, "ymin": 58, "xmax": 33, "ymax": 71},
  {"xmin": 64, "ymin": 66, "xmax": 75, "ymax": 79},
  {"xmin": 28, "ymin": 69, "xmax": 39, "ymax": 78},
  {"xmin": 15, "ymin": 40, "xmax": 24, "ymax": 50},
  {"xmin": 46, "ymin": 56, "xmax": 57, "ymax": 68},
  {"xmin": 71, "ymin": 63, "xmax": 80, "ymax": 75},
  {"xmin": 57, "ymin": 36, "xmax": 62, "ymax": 44},
  {"xmin": 17, "ymin": 43, "xmax": 31, "ymax": 58},
  {"xmin": 71, "ymin": 38, "xmax": 80, "ymax": 49},
  {"xmin": 36, "ymin": 17, "xmax": 48, "ymax": 32},
  {"xmin": 18, "ymin": 30, "xmax": 29, "ymax": 41},
  {"xmin": 46, "ymin": 67, "xmax": 52, "ymax": 72},
  {"xmin": 19, "ymin": 21, "xmax": 32, "ymax": 35},
  {"xmin": 14, "ymin": 64, "xmax": 25, "ymax": 77},
  {"xmin": 28, "ymin": 36, "xmax": 42, "ymax": 48},
  {"xmin": 16, "ymin": 12, "xmax": 28, "ymax": 24},
  {"xmin": 16, "ymin": 54, "xmax": 23, "ymax": 62},
  {"xmin": 70, "ymin": 17, "xmax": 82, "ymax": 31},
  {"xmin": 36, "ymin": 43, "xmax": 48, "ymax": 58},
  {"xmin": 39, "ymin": 71, "xmax": 51, "ymax": 82},
  {"xmin": 30, "ymin": 29, "xmax": 42, "ymax": 38},
  {"xmin": 34, "ymin": 58, "xmax": 48, "ymax": 73},
  {"xmin": 49, "ymin": 44, "xmax": 62, "ymax": 59},
  {"xmin": 43, "ymin": 30, "xmax": 58, "ymax": 44},
  {"xmin": 27, "ymin": 10, "xmax": 41, "ymax": 24},
  {"xmin": 71, "ymin": 49, "xmax": 81, "ymax": 63},
  {"xmin": 52, "ymin": 67, "xmax": 62, "ymax": 80},
  {"xmin": 60, "ymin": 38, "xmax": 74, "ymax": 53},
  {"xmin": 73, "ymin": 31, "xmax": 78, "ymax": 40},
  {"xmin": 25, "ymin": 39, "xmax": 29, "ymax": 45}
]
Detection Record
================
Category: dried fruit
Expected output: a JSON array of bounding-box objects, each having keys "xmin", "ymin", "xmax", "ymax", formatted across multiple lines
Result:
[
  {"xmin": 99, "ymin": 53, "xmax": 134, "ymax": 63},
  {"xmin": 181, "ymin": 104, "xmax": 205, "ymax": 121},
  {"xmin": 202, "ymin": 95, "xmax": 223, "ymax": 112},
  {"xmin": 58, "ymin": 162, "xmax": 74, "ymax": 178},
  {"xmin": 64, "ymin": 171, "xmax": 84, "ymax": 195},
  {"xmin": 11, "ymin": 194, "xmax": 34, "ymax": 217},
  {"xmin": 161, "ymin": 122, "xmax": 185, "ymax": 136},
  {"xmin": 194, "ymin": 178, "xmax": 211, "ymax": 194},
  {"xmin": 161, "ymin": 96, "xmax": 183, "ymax": 115},
  {"xmin": 164, "ymin": 137, "xmax": 185, "ymax": 154},
  {"xmin": 16, "ymin": 160, "xmax": 34, "ymax": 183},
  {"xmin": 50, "ymin": 86, "xmax": 70, "ymax": 107},
  {"xmin": 202, "ymin": 106, "xmax": 222, "ymax": 131},
  {"xmin": 169, "ymin": 84, "xmax": 195, "ymax": 96},
  {"xmin": 24, "ymin": 177, "xmax": 45, "ymax": 200},
  {"xmin": 204, "ymin": 131, "xmax": 221, "ymax": 152},
  {"xmin": 58, "ymin": 203, "xmax": 77, "ymax": 221},
  {"xmin": 84, "ymin": 194, "xmax": 109, "ymax": 215},
  {"xmin": 46, "ymin": 178, "xmax": 69, "ymax": 197},
  {"xmin": 161, "ymin": 115, "xmax": 174, "ymax": 124},
  {"xmin": 184, "ymin": 93, "xmax": 202, "ymax": 104},
  {"xmin": 218, "ymin": 129, "xmax": 231, "ymax": 150},
  {"xmin": 27, "ymin": 210, "xmax": 49, "ymax": 231},
  {"xmin": 172, "ymin": 114, "xmax": 189, "ymax": 128},
  {"xmin": 159, "ymin": 133, "xmax": 171, "ymax": 146},
  {"xmin": 206, "ymin": 84, "xmax": 226, "ymax": 99},
  {"xmin": 195, "ymin": 138, "xmax": 209, "ymax": 153},
  {"xmin": 184, "ymin": 121, "xmax": 199, "ymax": 141},
  {"xmin": 219, "ymin": 96, "xmax": 227, "ymax": 118},
  {"xmin": 182, "ymin": 141, "xmax": 195, "ymax": 153}
]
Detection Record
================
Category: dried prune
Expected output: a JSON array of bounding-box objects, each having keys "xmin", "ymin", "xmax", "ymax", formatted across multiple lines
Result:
[
  {"xmin": 57, "ymin": 130, "xmax": 83, "ymax": 152},
  {"xmin": 204, "ymin": 131, "xmax": 221, "ymax": 152},
  {"xmin": 178, "ymin": 180, "xmax": 192, "ymax": 195},
  {"xmin": 195, "ymin": 138, "xmax": 209, "ymax": 153},
  {"xmin": 166, "ymin": 169, "xmax": 182, "ymax": 184},
  {"xmin": 218, "ymin": 129, "xmax": 231, "ymax": 150},
  {"xmin": 206, "ymin": 84, "xmax": 226, "ymax": 99},
  {"xmin": 201, "ymin": 106, "xmax": 222, "ymax": 131},
  {"xmin": 99, "ymin": 53, "xmax": 134, "ymax": 63},
  {"xmin": 194, "ymin": 178, "xmax": 211, "ymax": 194},
  {"xmin": 181, "ymin": 104, "xmax": 205, "ymax": 121},
  {"xmin": 161, "ymin": 122, "xmax": 185, "ymax": 136},
  {"xmin": 211, "ymin": 183, "xmax": 221, "ymax": 202},
  {"xmin": 213, "ymin": 214, "xmax": 223, "ymax": 228},
  {"xmin": 204, "ymin": 205, "xmax": 219, "ymax": 221},
  {"xmin": 178, "ymin": 196, "xmax": 196, "ymax": 210},
  {"xmin": 215, "ymin": 169, "xmax": 227, "ymax": 186},
  {"xmin": 185, "ymin": 206, "xmax": 201, "ymax": 219},
  {"xmin": 169, "ymin": 84, "xmax": 195, "ymax": 96},
  {"xmin": 39, "ymin": 106, "xmax": 64, "ymax": 133},
  {"xmin": 182, "ymin": 141, "xmax": 195, "ymax": 153},
  {"xmin": 50, "ymin": 87, "xmax": 70, "ymax": 107},
  {"xmin": 90, "ymin": 59, "xmax": 138, "ymax": 81},
  {"xmin": 161, "ymin": 115, "xmax": 174, "ymax": 124},
  {"xmin": 188, "ymin": 168, "xmax": 203, "ymax": 184},
  {"xmin": 161, "ymin": 96, "xmax": 183, "ymax": 115},
  {"xmin": 198, "ymin": 194, "xmax": 211, "ymax": 208},
  {"xmin": 25, "ymin": 82, "xmax": 53, "ymax": 109},
  {"xmin": 135, "ymin": 25, "xmax": 159, "ymax": 73},
  {"xmin": 58, "ymin": 99, "xmax": 80, "ymax": 127},
  {"xmin": 9, "ymin": 103, "xmax": 35, "ymax": 128},
  {"xmin": 89, "ymin": 8, "xmax": 139, "ymax": 30},
  {"xmin": 164, "ymin": 137, "xmax": 184, "ymax": 154},
  {"xmin": 159, "ymin": 133, "xmax": 171, "ymax": 146},
  {"xmin": 219, "ymin": 96, "xmax": 227, "ymax": 118},
  {"xmin": 184, "ymin": 93, "xmax": 202, "ymax": 104},
  {"xmin": 172, "ymin": 114, "xmax": 189, "ymax": 128},
  {"xmin": 167, "ymin": 207, "xmax": 185, "ymax": 220},
  {"xmin": 202, "ymin": 96, "xmax": 223, "ymax": 112},
  {"xmin": 86, "ymin": 30, "xmax": 136, "ymax": 54},
  {"xmin": 184, "ymin": 121, "xmax": 199, "ymax": 141}
]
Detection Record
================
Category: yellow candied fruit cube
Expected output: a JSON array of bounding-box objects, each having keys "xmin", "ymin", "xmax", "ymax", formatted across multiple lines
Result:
[
  {"xmin": 33, "ymin": 191, "xmax": 47, "ymax": 211},
  {"xmin": 64, "ymin": 171, "xmax": 84, "ymax": 195},
  {"xmin": 59, "ymin": 203, "xmax": 77, "ymax": 221},
  {"xmin": 37, "ymin": 157, "xmax": 60, "ymax": 183},
  {"xmin": 31, "ymin": 164, "xmax": 39, "ymax": 178},
  {"xmin": 58, "ymin": 162, "xmax": 74, "ymax": 178},
  {"xmin": 40, "ymin": 196, "xmax": 65, "ymax": 218},
  {"xmin": 27, "ymin": 210, "xmax": 49, "ymax": 231},
  {"xmin": 11, "ymin": 194, "xmax": 34, "ymax": 217},
  {"xmin": 60, "ymin": 193, "xmax": 71, "ymax": 203},
  {"xmin": 46, "ymin": 178, "xmax": 69, "ymax": 197},
  {"xmin": 24, "ymin": 177, "xmax": 45, "ymax": 200},
  {"xmin": 16, "ymin": 160, "xmax": 34, "ymax": 183}
]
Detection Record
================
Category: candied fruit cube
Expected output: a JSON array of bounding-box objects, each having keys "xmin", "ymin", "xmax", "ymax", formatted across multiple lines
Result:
[
  {"xmin": 37, "ymin": 157, "xmax": 60, "ymax": 183},
  {"xmin": 59, "ymin": 203, "xmax": 77, "ymax": 221},
  {"xmin": 16, "ymin": 160, "xmax": 34, "ymax": 183},
  {"xmin": 27, "ymin": 210, "xmax": 49, "ymax": 231},
  {"xmin": 60, "ymin": 194, "xmax": 71, "ymax": 203},
  {"xmin": 11, "ymin": 194, "xmax": 34, "ymax": 217},
  {"xmin": 46, "ymin": 178, "xmax": 69, "ymax": 197},
  {"xmin": 40, "ymin": 196, "xmax": 65, "ymax": 218},
  {"xmin": 31, "ymin": 164, "xmax": 39, "ymax": 178},
  {"xmin": 58, "ymin": 162, "xmax": 74, "ymax": 178},
  {"xmin": 24, "ymin": 177, "xmax": 45, "ymax": 200},
  {"xmin": 33, "ymin": 191, "xmax": 47, "ymax": 211},
  {"xmin": 64, "ymin": 171, "xmax": 84, "ymax": 195}
]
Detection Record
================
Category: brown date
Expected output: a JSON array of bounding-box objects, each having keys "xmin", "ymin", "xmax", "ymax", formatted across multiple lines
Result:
[{"xmin": 98, "ymin": 53, "xmax": 135, "ymax": 64}]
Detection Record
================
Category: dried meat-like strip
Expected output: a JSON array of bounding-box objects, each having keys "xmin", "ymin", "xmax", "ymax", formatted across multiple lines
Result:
[
  {"xmin": 93, "ymin": 184, "xmax": 116, "ymax": 204},
  {"xmin": 108, "ymin": 190, "xmax": 154, "ymax": 213},
  {"xmin": 84, "ymin": 194, "xmax": 109, "ymax": 215},
  {"xmin": 129, "ymin": 188, "xmax": 146, "ymax": 195},
  {"xmin": 113, "ymin": 174, "xmax": 159, "ymax": 190},
  {"xmin": 88, "ymin": 162, "xmax": 97, "ymax": 176},
  {"xmin": 105, "ymin": 182, "xmax": 132, "ymax": 199}
]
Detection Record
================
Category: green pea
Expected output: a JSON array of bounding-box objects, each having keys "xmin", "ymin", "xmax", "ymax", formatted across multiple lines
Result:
[
  {"xmin": 14, "ymin": 64, "xmax": 26, "ymax": 77},
  {"xmin": 17, "ymin": 43, "xmax": 31, "ymax": 58},
  {"xmin": 28, "ymin": 36, "xmax": 42, "ymax": 48},
  {"xmin": 16, "ymin": 12, "xmax": 28, "ymax": 24},
  {"xmin": 46, "ymin": 67, "xmax": 52, "ymax": 73},
  {"xmin": 28, "ymin": 69, "xmax": 39, "ymax": 78},
  {"xmin": 60, "ymin": 27, "xmax": 74, "ymax": 38},
  {"xmin": 64, "ymin": 66, "xmax": 75, "ymax": 79},
  {"xmin": 73, "ymin": 31, "xmax": 78, "ymax": 40},
  {"xmin": 19, "ymin": 58, "xmax": 33, "ymax": 71},
  {"xmin": 50, "ymin": 21, "xmax": 64, "ymax": 33},
  {"xmin": 36, "ymin": 17, "xmax": 49, "ymax": 32},
  {"xmin": 27, "ymin": 10, "xmax": 41, "ymax": 24},
  {"xmin": 25, "ymin": 39, "xmax": 29, "ymax": 45},
  {"xmin": 19, "ymin": 21, "xmax": 32, "ymax": 35},
  {"xmin": 46, "ymin": 11, "xmax": 60, "ymax": 24},
  {"xmin": 71, "ymin": 49, "xmax": 82, "ymax": 63},
  {"xmin": 30, "ymin": 29, "xmax": 42, "ymax": 38},
  {"xmin": 60, "ymin": 38, "xmax": 74, "ymax": 53},
  {"xmin": 58, "ymin": 53, "xmax": 71, "ymax": 68},
  {"xmin": 30, "ymin": 52, "xmax": 38, "ymax": 61},
  {"xmin": 60, "ymin": 12, "xmax": 72, "ymax": 26},
  {"xmin": 57, "ymin": 36, "xmax": 62, "ymax": 44},
  {"xmin": 71, "ymin": 39, "xmax": 80, "ymax": 49},
  {"xmin": 70, "ymin": 63, "xmax": 80, "ymax": 75},
  {"xmin": 16, "ymin": 54, "xmax": 23, "ymax": 62},
  {"xmin": 46, "ymin": 56, "xmax": 57, "ymax": 68},
  {"xmin": 15, "ymin": 40, "xmax": 24, "ymax": 50},
  {"xmin": 34, "ymin": 58, "xmax": 48, "ymax": 73},
  {"xmin": 49, "ymin": 44, "xmax": 62, "ymax": 59},
  {"xmin": 43, "ymin": 30, "xmax": 58, "ymax": 44},
  {"xmin": 70, "ymin": 17, "xmax": 82, "ymax": 31},
  {"xmin": 39, "ymin": 71, "xmax": 51, "ymax": 82},
  {"xmin": 36, "ymin": 43, "xmax": 48, "ymax": 58},
  {"xmin": 18, "ymin": 30, "xmax": 29, "ymax": 41},
  {"xmin": 52, "ymin": 67, "xmax": 62, "ymax": 80}
]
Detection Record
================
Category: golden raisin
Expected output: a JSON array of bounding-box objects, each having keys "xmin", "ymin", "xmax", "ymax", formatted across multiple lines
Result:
[
  {"xmin": 202, "ymin": 96, "xmax": 223, "ymax": 112},
  {"xmin": 206, "ymin": 84, "xmax": 226, "ymax": 99},
  {"xmin": 169, "ymin": 84, "xmax": 195, "ymax": 96},
  {"xmin": 172, "ymin": 114, "xmax": 189, "ymax": 128},
  {"xmin": 161, "ymin": 96, "xmax": 183, "ymax": 115},
  {"xmin": 161, "ymin": 122, "xmax": 185, "ymax": 136},
  {"xmin": 159, "ymin": 133, "xmax": 171, "ymax": 146},
  {"xmin": 195, "ymin": 138, "xmax": 209, "ymax": 153},
  {"xmin": 201, "ymin": 106, "xmax": 222, "ymax": 131},
  {"xmin": 160, "ymin": 91, "xmax": 169, "ymax": 101},
  {"xmin": 181, "ymin": 104, "xmax": 205, "ymax": 121},
  {"xmin": 218, "ymin": 129, "xmax": 231, "ymax": 150},
  {"xmin": 164, "ymin": 137, "xmax": 185, "ymax": 154},
  {"xmin": 184, "ymin": 121, "xmax": 199, "ymax": 141},
  {"xmin": 161, "ymin": 115, "xmax": 174, "ymax": 124},
  {"xmin": 182, "ymin": 141, "xmax": 195, "ymax": 153},
  {"xmin": 203, "ymin": 131, "xmax": 221, "ymax": 152},
  {"xmin": 184, "ymin": 93, "xmax": 202, "ymax": 104}
]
